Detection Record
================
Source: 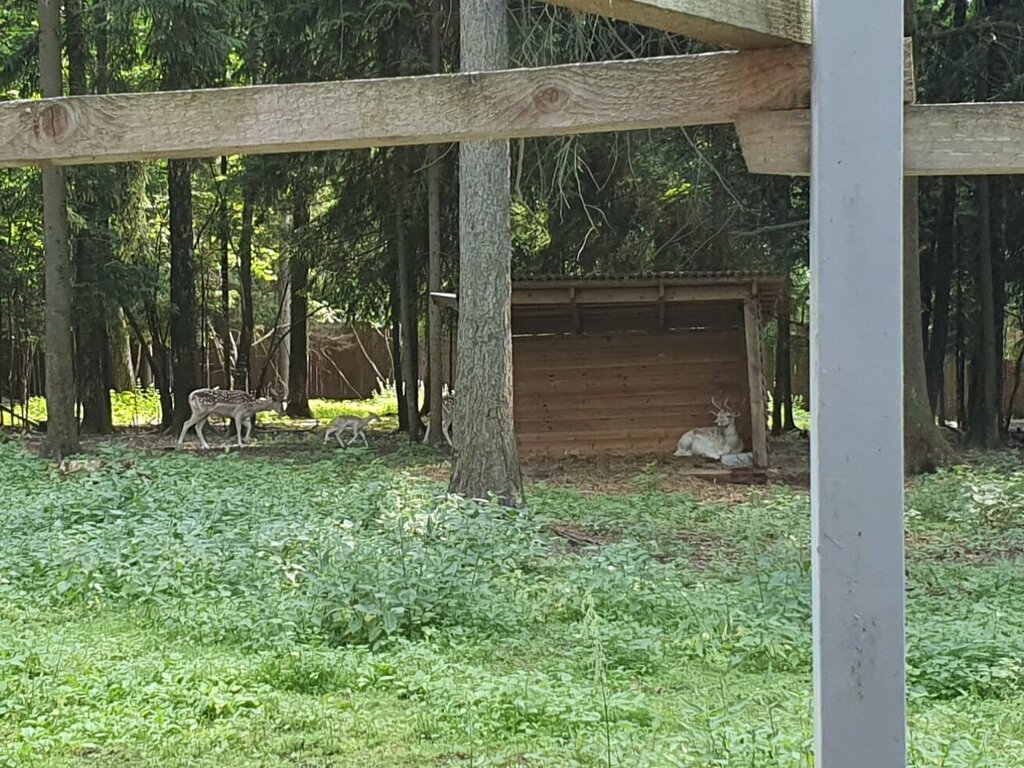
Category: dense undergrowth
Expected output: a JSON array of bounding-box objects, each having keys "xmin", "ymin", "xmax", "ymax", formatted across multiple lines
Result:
[{"xmin": 0, "ymin": 438, "xmax": 1022, "ymax": 766}]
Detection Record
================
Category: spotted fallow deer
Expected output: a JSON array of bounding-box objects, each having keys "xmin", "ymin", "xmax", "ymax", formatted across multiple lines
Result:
[
  {"xmin": 674, "ymin": 397, "xmax": 745, "ymax": 460},
  {"xmin": 177, "ymin": 387, "xmax": 286, "ymax": 449},
  {"xmin": 324, "ymin": 414, "xmax": 380, "ymax": 448}
]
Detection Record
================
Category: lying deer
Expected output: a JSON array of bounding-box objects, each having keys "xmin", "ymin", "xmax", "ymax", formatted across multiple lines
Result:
[
  {"xmin": 177, "ymin": 387, "xmax": 286, "ymax": 449},
  {"xmin": 324, "ymin": 414, "xmax": 380, "ymax": 448},
  {"xmin": 674, "ymin": 397, "xmax": 744, "ymax": 461}
]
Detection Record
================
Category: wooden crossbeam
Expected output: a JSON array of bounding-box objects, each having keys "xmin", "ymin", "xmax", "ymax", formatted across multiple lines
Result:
[
  {"xmin": 543, "ymin": 0, "xmax": 811, "ymax": 49},
  {"xmin": 0, "ymin": 49, "xmax": 816, "ymax": 168},
  {"xmin": 737, "ymin": 103, "xmax": 1024, "ymax": 176}
]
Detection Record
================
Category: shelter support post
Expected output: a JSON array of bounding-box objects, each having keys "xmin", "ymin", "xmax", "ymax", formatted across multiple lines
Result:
[{"xmin": 809, "ymin": 0, "xmax": 907, "ymax": 765}]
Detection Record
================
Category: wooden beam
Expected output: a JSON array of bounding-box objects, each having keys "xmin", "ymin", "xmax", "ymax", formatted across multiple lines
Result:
[
  {"xmin": 742, "ymin": 297, "xmax": 768, "ymax": 468},
  {"xmin": 0, "ymin": 48, "xmax": 815, "ymax": 168},
  {"xmin": 543, "ymin": 0, "xmax": 811, "ymax": 49},
  {"xmin": 810, "ymin": 0, "xmax": 906, "ymax": 762},
  {"xmin": 738, "ymin": 102, "xmax": 1024, "ymax": 176}
]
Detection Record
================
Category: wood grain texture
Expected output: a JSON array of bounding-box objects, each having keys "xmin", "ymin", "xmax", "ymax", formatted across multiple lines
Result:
[
  {"xmin": 512, "ymin": 329, "xmax": 754, "ymax": 457},
  {"xmin": 543, "ymin": 0, "xmax": 811, "ymax": 48},
  {"xmin": 738, "ymin": 102, "xmax": 1024, "ymax": 176},
  {"xmin": 0, "ymin": 49, "xmax": 815, "ymax": 167}
]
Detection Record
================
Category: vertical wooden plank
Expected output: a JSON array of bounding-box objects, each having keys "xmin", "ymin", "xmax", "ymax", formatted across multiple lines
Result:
[
  {"xmin": 743, "ymin": 298, "xmax": 768, "ymax": 468},
  {"xmin": 810, "ymin": 0, "xmax": 907, "ymax": 763}
]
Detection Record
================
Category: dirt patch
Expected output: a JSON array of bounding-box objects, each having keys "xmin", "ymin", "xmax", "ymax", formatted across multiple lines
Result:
[{"xmin": 547, "ymin": 521, "xmax": 735, "ymax": 570}]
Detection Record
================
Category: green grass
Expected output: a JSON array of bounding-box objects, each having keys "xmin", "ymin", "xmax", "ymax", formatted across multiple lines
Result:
[
  {"xmin": 0, "ymin": 388, "xmax": 396, "ymax": 429},
  {"xmin": 0, "ymin": 433, "xmax": 1023, "ymax": 766}
]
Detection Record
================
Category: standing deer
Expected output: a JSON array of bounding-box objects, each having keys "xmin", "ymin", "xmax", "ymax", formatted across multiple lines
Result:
[
  {"xmin": 422, "ymin": 390, "xmax": 456, "ymax": 447},
  {"xmin": 674, "ymin": 397, "xmax": 744, "ymax": 460},
  {"xmin": 177, "ymin": 387, "xmax": 286, "ymax": 449},
  {"xmin": 324, "ymin": 414, "xmax": 380, "ymax": 448}
]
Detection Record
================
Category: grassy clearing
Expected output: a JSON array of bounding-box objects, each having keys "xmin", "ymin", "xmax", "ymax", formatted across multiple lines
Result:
[
  {"xmin": 0, "ymin": 388, "xmax": 397, "ymax": 429},
  {"xmin": 0, "ymin": 435, "xmax": 1023, "ymax": 766}
]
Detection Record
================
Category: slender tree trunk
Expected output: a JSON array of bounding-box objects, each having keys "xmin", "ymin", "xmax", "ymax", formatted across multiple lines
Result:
[
  {"xmin": 109, "ymin": 310, "xmax": 134, "ymax": 391},
  {"xmin": 991, "ymin": 178, "xmax": 1006, "ymax": 432},
  {"xmin": 389, "ymin": 278, "xmax": 408, "ymax": 431},
  {"xmin": 276, "ymin": 211, "xmax": 292, "ymax": 394},
  {"xmin": 771, "ymin": 285, "xmax": 793, "ymax": 435},
  {"xmin": 168, "ymin": 159, "xmax": 198, "ymax": 430},
  {"xmin": 286, "ymin": 200, "xmax": 312, "ymax": 417},
  {"xmin": 426, "ymin": 0, "xmax": 445, "ymax": 446},
  {"xmin": 955, "ymin": 271, "xmax": 967, "ymax": 429},
  {"xmin": 218, "ymin": 156, "xmax": 233, "ymax": 387},
  {"xmin": 39, "ymin": 0, "xmax": 78, "ymax": 457},
  {"xmin": 926, "ymin": 179, "xmax": 956, "ymax": 413},
  {"xmin": 970, "ymin": 177, "xmax": 1000, "ymax": 448},
  {"xmin": 394, "ymin": 151, "xmax": 422, "ymax": 441},
  {"xmin": 904, "ymin": 178, "xmax": 951, "ymax": 472},
  {"xmin": 449, "ymin": 0, "xmax": 524, "ymax": 505},
  {"xmin": 234, "ymin": 179, "xmax": 255, "ymax": 390}
]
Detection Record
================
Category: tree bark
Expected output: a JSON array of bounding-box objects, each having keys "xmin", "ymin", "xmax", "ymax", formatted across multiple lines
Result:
[
  {"xmin": 39, "ymin": 0, "xmax": 79, "ymax": 457},
  {"xmin": 234, "ymin": 179, "xmax": 256, "ymax": 390},
  {"xmin": 969, "ymin": 177, "xmax": 1000, "ymax": 448},
  {"xmin": 904, "ymin": 178, "xmax": 951, "ymax": 472},
  {"xmin": 925, "ymin": 179, "xmax": 956, "ymax": 414},
  {"xmin": 771, "ymin": 285, "xmax": 793, "ymax": 435},
  {"xmin": 109, "ymin": 309, "xmax": 134, "ymax": 391},
  {"xmin": 449, "ymin": 0, "xmax": 524, "ymax": 505},
  {"xmin": 276, "ymin": 211, "xmax": 292, "ymax": 394},
  {"xmin": 286, "ymin": 199, "xmax": 312, "ymax": 416},
  {"xmin": 218, "ymin": 156, "xmax": 233, "ymax": 387},
  {"xmin": 68, "ymin": 0, "xmax": 113, "ymax": 434},
  {"xmin": 390, "ymin": 279, "xmax": 408, "ymax": 431},
  {"xmin": 168, "ymin": 159, "xmax": 198, "ymax": 430},
  {"xmin": 395, "ymin": 150, "xmax": 422, "ymax": 441},
  {"xmin": 426, "ymin": 0, "xmax": 445, "ymax": 446}
]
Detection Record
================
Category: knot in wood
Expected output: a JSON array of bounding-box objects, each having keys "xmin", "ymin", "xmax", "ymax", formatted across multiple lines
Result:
[
  {"xmin": 36, "ymin": 102, "xmax": 70, "ymax": 141},
  {"xmin": 532, "ymin": 85, "xmax": 566, "ymax": 115}
]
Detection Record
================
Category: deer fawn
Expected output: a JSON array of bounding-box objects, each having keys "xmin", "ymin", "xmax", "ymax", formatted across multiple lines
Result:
[
  {"xmin": 324, "ymin": 414, "xmax": 380, "ymax": 448},
  {"xmin": 422, "ymin": 390, "xmax": 455, "ymax": 447},
  {"xmin": 177, "ymin": 387, "xmax": 286, "ymax": 449},
  {"xmin": 674, "ymin": 397, "xmax": 744, "ymax": 460}
]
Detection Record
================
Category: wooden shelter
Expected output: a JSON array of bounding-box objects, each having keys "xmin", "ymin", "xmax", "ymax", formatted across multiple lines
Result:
[{"xmin": 434, "ymin": 273, "xmax": 781, "ymax": 466}]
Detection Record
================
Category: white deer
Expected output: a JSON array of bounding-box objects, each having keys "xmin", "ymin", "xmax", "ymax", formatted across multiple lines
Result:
[
  {"xmin": 177, "ymin": 387, "xmax": 286, "ymax": 449},
  {"xmin": 674, "ymin": 397, "xmax": 744, "ymax": 461},
  {"xmin": 324, "ymin": 414, "xmax": 380, "ymax": 448},
  {"xmin": 422, "ymin": 390, "xmax": 455, "ymax": 447}
]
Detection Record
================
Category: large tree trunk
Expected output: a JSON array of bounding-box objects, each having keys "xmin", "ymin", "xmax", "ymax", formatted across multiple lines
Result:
[
  {"xmin": 904, "ymin": 179, "xmax": 951, "ymax": 472},
  {"xmin": 67, "ymin": 0, "xmax": 112, "ymax": 435},
  {"xmin": 969, "ymin": 177, "xmax": 1000, "ymax": 448},
  {"xmin": 108, "ymin": 310, "xmax": 134, "ymax": 391},
  {"xmin": 286, "ymin": 200, "xmax": 312, "ymax": 417},
  {"xmin": 426, "ymin": 0, "xmax": 445, "ymax": 446},
  {"xmin": 395, "ymin": 151, "xmax": 422, "ymax": 441},
  {"xmin": 39, "ymin": 0, "xmax": 78, "ymax": 457},
  {"xmin": 449, "ymin": 0, "xmax": 524, "ymax": 505},
  {"xmin": 925, "ymin": 179, "xmax": 956, "ymax": 414},
  {"xmin": 234, "ymin": 179, "xmax": 256, "ymax": 390},
  {"xmin": 218, "ymin": 156, "xmax": 233, "ymax": 387},
  {"xmin": 990, "ymin": 177, "xmax": 1006, "ymax": 432},
  {"xmin": 168, "ymin": 159, "xmax": 198, "ymax": 430}
]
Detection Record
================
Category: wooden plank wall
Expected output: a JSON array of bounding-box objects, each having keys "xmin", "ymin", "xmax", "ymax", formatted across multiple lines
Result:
[{"xmin": 512, "ymin": 316, "xmax": 752, "ymax": 457}]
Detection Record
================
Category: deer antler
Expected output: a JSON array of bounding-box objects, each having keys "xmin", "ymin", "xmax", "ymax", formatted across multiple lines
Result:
[{"xmin": 711, "ymin": 397, "xmax": 722, "ymax": 410}]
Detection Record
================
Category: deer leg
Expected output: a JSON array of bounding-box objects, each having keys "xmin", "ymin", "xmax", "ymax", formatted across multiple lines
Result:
[
  {"xmin": 359, "ymin": 428, "xmax": 369, "ymax": 447},
  {"xmin": 242, "ymin": 416, "xmax": 253, "ymax": 443},
  {"xmin": 233, "ymin": 412, "xmax": 247, "ymax": 448},
  {"xmin": 195, "ymin": 417, "xmax": 212, "ymax": 449},
  {"xmin": 177, "ymin": 414, "xmax": 199, "ymax": 445}
]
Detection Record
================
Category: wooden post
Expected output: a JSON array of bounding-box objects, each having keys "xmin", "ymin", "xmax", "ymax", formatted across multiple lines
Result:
[
  {"xmin": 743, "ymin": 297, "xmax": 768, "ymax": 468},
  {"xmin": 810, "ymin": 0, "xmax": 906, "ymax": 764}
]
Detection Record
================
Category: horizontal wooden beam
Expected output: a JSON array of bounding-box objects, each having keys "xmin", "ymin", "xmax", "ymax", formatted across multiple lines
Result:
[
  {"xmin": 0, "ymin": 48, "xmax": 816, "ymax": 168},
  {"xmin": 736, "ymin": 103, "xmax": 1024, "ymax": 176},
  {"xmin": 513, "ymin": 284, "xmax": 751, "ymax": 305},
  {"xmin": 543, "ymin": 0, "xmax": 811, "ymax": 48}
]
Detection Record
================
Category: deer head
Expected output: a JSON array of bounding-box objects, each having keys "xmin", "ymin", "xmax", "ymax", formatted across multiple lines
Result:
[
  {"xmin": 264, "ymin": 386, "xmax": 288, "ymax": 414},
  {"xmin": 711, "ymin": 397, "xmax": 739, "ymax": 428}
]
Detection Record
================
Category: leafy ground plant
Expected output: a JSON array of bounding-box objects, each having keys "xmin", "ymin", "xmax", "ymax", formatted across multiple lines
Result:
[{"xmin": 0, "ymin": 437, "xmax": 1022, "ymax": 766}]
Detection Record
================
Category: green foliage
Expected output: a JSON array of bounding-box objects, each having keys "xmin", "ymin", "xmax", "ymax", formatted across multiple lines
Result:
[{"xmin": 0, "ymin": 443, "xmax": 1023, "ymax": 765}]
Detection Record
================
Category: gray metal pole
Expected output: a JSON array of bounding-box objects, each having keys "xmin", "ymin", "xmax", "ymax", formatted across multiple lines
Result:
[{"xmin": 810, "ymin": 0, "xmax": 907, "ymax": 765}]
